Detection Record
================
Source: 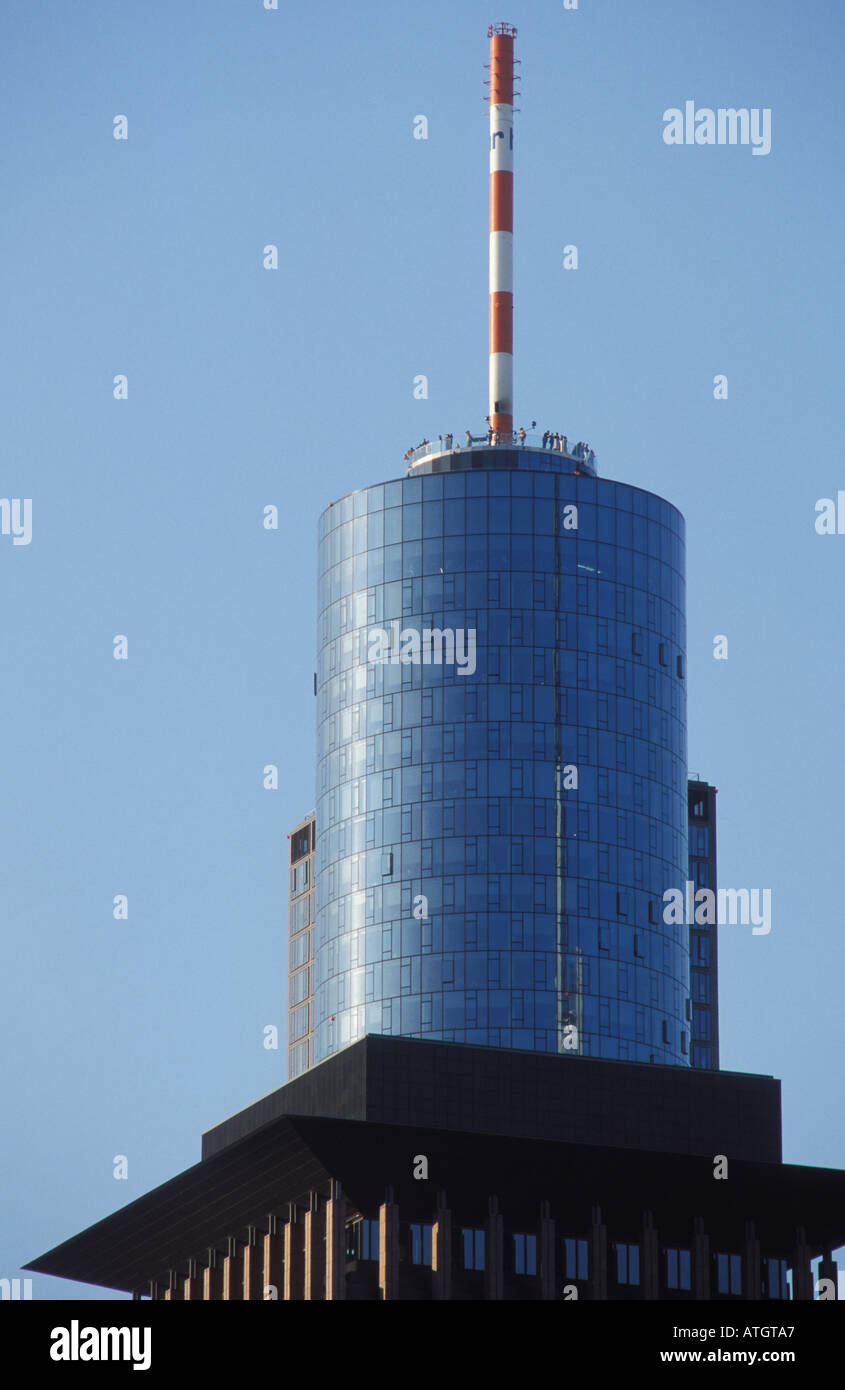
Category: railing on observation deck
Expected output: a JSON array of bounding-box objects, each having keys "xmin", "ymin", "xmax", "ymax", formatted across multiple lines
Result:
[{"xmin": 405, "ymin": 431, "xmax": 597, "ymax": 475}]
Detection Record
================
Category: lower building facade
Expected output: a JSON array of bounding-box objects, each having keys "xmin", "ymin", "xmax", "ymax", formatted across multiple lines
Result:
[{"xmin": 27, "ymin": 1037, "xmax": 844, "ymax": 1301}]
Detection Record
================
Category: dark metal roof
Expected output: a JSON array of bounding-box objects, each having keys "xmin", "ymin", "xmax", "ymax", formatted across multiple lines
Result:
[
  {"xmin": 201, "ymin": 1034, "xmax": 782, "ymax": 1165},
  {"xmin": 26, "ymin": 1114, "xmax": 845, "ymax": 1294},
  {"xmin": 25, "ymin": 1116, "xmax": 331, "ymax": 1293}
]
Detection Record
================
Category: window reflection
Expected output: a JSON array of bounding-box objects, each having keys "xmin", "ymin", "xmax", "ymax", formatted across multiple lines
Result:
[{"xmin": 315, "ymin": 471, "xmax": 689, "ymax": 1067}]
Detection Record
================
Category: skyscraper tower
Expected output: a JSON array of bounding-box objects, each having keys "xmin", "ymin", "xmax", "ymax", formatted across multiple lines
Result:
[
  {"xmin": 27, "ymin": 20, "xmax": 845, "ymax": 1311},
  {"xmin": 313, "ymin": 23, "xmax": 690, "ymax": 1069}
]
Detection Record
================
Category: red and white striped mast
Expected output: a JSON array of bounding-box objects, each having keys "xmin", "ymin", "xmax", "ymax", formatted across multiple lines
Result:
[{"xmin": 487, "ymin": 22, "xmax": 517, "ymax": 440}]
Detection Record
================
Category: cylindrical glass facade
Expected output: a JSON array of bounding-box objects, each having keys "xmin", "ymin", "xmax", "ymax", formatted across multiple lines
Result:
[{"xmin": 314, "ymin": 454, "xmax": 689, "ymax": 1065}]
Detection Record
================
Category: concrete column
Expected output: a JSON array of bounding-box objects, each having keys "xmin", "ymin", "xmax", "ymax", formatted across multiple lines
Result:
[
  {"xmin": 379, "ymin": 1189, "xmax": 400, "ymax": 1301},
  {"xmin": 222, "ymin": 1236, "xmax": 241, "ymax": 1301},
  {"xmin": 242, "ymin": 1227, "xmax": 262, "ymax": 1301},
  {"xmin": 203, "ymin": 1248, "xmax": 223, "ymax": 1301},
  {"xmin": 163, "ymin": 1269, "xmax": 182, "ymax": 1302},
  {"xmin": 183, "ymin": 1258, "xmax": 202, "ymax": 1301},
  {"xmin": 590, "ymin": 1204, "xmax": 608, "ymax": 1301},
  {"xmin": 148, "ymin": 1279, "xmax": 160, "ymax": 1301},
  {"xmin": 692, "ymin": 1217, "xmax": 710, "ymax": 1300},
  {"xmin": 642, "ymin": 1211, "xmax": 660, "ymax": 1299},
  {"xmin": 283, "ymin": 1206, "xmax": 303, "ymax": 1301},
  {"xmin": 538, "ymin": 1200, "xmax": 555, "ymax": 1301},
  {"xmin": 304, "ymin": 1192, "xmax": 325, "ymax": 1300},
  {"xmin": 264, "ymin": 1213, "xmax": 284, "ymax": 1300},
  {"xmin": 432, "ymin": 1191, "xmax": 452, "ymax": 1301},
  {"xmin": 792, "ymin": 1227, "xmax": 813, "ymax": 1302},
  {"xmin": 325, "ymin": 1181, "xmax": 346, "ymax": 1301},
  {"xmin": 744, "ymin": 1221, "xmax": 761, "ymax": 1301},
  {"xmin": 484, "ymin": 1196, "xmax": 504, "ymax": 1300}
]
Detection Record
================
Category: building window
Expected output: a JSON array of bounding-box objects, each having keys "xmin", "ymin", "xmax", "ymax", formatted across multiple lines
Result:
[
  {"xmin": 689, "ymin": 858, "xmax": 710, "ymax": 889},
  {"xmin": 693, "ymin": 1007, "xmax": 711, "ymax": 1040},
  {"xmin": 290, "ymin": 824, "xmax": 312, "ymax": 862},
  {"xmin": 289, "ymin": 1002, "xmax": 310, "ymax": 1043},
  {"xmin": 690, "ymin": 798, "xmax": 705, "ymax": 818},
  {"xmin": 410, "ymin": 1224, "xmax": 433, "ymax": 1267},
  {"xmin": 716, "ymin": 1253, "xmax": 742, "ymax": 1295},
  {"xmin": 289, "ymin": 931, "xmax": 310, "ymax": 969},
  {"xmin": 289, "ymin": 967, "xmax": 310, "ymax": 1005},
  {"xmin": 513, "ymin": 1233, "xmax": 537, "ymax": 1276},
  {"xmin": 290, "ymin": 859, "xmax": 310, "ymax": 895},
  {"xmin": 290, "ymin": 894, "xmax": 310, "ymax": 931},
  {"xmin": 692, "ymin": 972, "xmax": 711, "ymax": 1003},
  {"xmin": 689, "ymin": 825, "xmax": 710, "ymax": 856},
  {"xmin": 347, "ymin": 1218, "xmax": 380, "ymax": 1262},
  {"xmin": 692, "ymin": 1044, "xmax": 712, "ymax": 1069},
  {"xmin": 563, "ymin": 1238, "xmax": 589, "ymax": 1280},
  {"xmin": 666, "ymin": 1248, "xmax": 692, "ymax": 1291},
  {"xmin": 461, "ymin": 1228, "xmax": 486, "ymax": 1271},
  {"xmin": 288, "ymin": 1041, "xmax": 308, "ymax": 1079},
  {"xmin": 766, "ymin": 1258, "xmax": 789, "ymax": 1300},
  {"xmin": 615, "ymin": 1243, "xmax": 640, "ymax": 1285}
]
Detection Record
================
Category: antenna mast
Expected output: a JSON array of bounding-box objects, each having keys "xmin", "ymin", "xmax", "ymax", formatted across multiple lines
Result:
[{"xmin": 487, "ymin": 22, "xmax": 517, "ymax": 437}]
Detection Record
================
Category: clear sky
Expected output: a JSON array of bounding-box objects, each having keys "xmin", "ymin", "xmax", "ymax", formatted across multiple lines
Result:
[{"xmin": 2, "ymin": 0, "xmax": 844, "ymax": 1299}]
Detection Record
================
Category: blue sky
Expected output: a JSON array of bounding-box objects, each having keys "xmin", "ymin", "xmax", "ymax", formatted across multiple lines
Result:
[{"xmin": 2, "ymin": 0, "xmax": 844, "ymax": 1298}]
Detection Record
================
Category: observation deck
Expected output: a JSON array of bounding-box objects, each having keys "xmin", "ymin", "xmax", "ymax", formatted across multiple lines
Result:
[{"xmin": 405, "ymin": 431, "xmax": 597, "ymax": 478}]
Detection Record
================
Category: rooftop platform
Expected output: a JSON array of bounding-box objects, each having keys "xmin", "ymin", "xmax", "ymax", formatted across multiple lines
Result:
[{"xmin": 406, "ymin": 434, "xmax": 597, "ymax": 478}]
